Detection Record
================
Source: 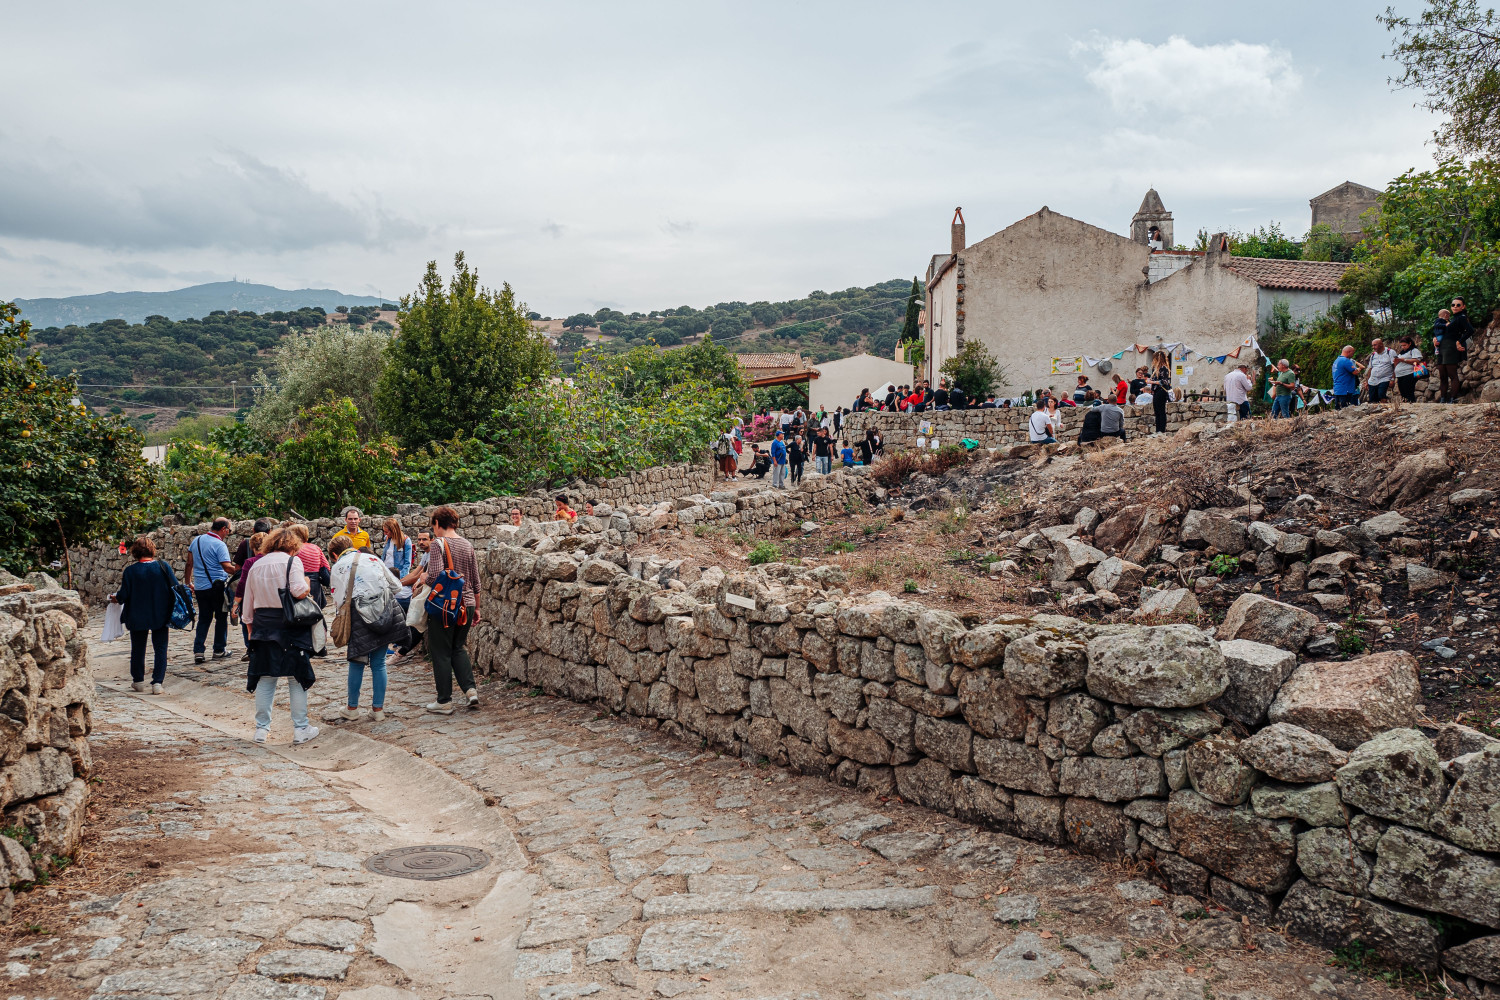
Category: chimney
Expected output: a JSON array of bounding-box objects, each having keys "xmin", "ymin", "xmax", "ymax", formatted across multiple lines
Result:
[
  {"xmin": 951, "ymin": 207, "xmax": 966, "ymax": 255},
  {"xmin": 1205, "ymin": 231, "xmax": 1229, "ymax": 265}
]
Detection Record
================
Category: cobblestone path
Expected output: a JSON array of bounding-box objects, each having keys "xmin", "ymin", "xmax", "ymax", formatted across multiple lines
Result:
[{"xmin": 25, "ymin": 620, "xmax": 1399, "ymax": 1000}]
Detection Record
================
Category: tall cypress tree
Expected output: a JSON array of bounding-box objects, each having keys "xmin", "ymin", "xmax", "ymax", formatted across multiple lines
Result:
[{"xmin": 899, "ymin": 277, "xmax": 922, "ymax": 344}]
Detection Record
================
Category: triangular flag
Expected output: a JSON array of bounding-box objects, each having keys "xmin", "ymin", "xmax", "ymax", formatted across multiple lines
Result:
[
  {"xmin": 1111, "ymin": 350, "xmax": 1126, "ymax": 359},
  {"xmin": 1085, "ymin": 356, "xmax": 1100, "ymax": 367}
]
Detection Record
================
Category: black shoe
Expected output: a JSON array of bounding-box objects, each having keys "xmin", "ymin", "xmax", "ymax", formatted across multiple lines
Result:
[
  {"xmin": 212, "ymin": 651, "xmax": 230, "ymax": 660},
  {"xmin": 194, "ymin": 655, "xmax": 205, "ymax": 664}
]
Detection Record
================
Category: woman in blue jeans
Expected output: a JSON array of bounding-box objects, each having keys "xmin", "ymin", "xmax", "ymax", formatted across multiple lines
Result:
[
  {"xmin": 113, "ymin": 535, "xmax": 179, "ymax": 694},
  {"xmin": 328, "ymin": 535, "xmax": 409, "ymax": 723}
]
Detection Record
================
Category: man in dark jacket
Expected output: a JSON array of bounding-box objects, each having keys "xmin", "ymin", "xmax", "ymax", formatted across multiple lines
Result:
[
  {"xmin": 1078, "ymin": 393, "xmax": 1127, "ymax": 444},
  {"xmin": 949, "ymin": 385, "xmax": 968, "ymax": 410},
  {"xmin": 1438, "ymin": 298, "xmax": 1473, "ymax": 403}
]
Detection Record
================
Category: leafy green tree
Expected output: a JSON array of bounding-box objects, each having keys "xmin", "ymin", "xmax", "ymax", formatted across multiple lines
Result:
[
  {"xmin": 276, "ymin": 398, "xmax": 398, "ymax": 518},
  {"xmin": 1228, "ymin": 223, "xmax": 1303, "ymax": 260},
  {"xmin": 588, "ymin": 334, "xmax": 746, "ymax": 400},
  {"xmin": 1302, "ymin": 223, "xmax": 1360, "ymax": 262},
  {"xmin": 1390, "ymin": 242, "xmax": 1500, "ymax": 321},
  {"xmin": 557, "ymin": 330, "xmax": 587, "ymax": 353},
  {"xmin": 752, "ymin": 384, "xmax": 808, "ymax": 412},
  {"xmin": 1381, "ymin": 1, "xmax": 1500, "ymax": 156},
  {"xmin": 562, "ymin": 312, "xmax": 595, "ymax": 330},
  {"xmin": 1339, "ymin": 236, "xmax": 1421, "ymax": 311},
  {"xmin": 248, "ymin": 326, "xmax": 390, "ymax": 442},
  {"xmin": 153, "ymin": 441, "xmax": 278, "ymax": 523},
  {"xmin": 900, "ymin": 277, "xmax": 922, "ymax": 343},
  {"xmin": 1375, "ymin": 157, "xmax": 1500, "ymax": 255},
  {"xmin": 0, "ymin": 303, "xmax": 153, "ymax": 574},
  {"xmin": 939, "ymin": 340, "xmax": 1009, "ymax": 399},
  {"xmin": 375, "ymin": 253, "xmax": 555, "ymax": 448}
]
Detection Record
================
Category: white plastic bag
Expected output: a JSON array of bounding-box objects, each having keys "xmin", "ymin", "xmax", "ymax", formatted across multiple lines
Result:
[
  {"xmin": 102, "ymin": 601, "xmax": 125, "ymax": 641},
  {"xmin": 406, "ymin": 585, "xmax": 430, "ymax": 630}
]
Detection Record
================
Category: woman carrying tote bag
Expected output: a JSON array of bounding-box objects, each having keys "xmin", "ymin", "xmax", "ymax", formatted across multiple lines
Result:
[
  {"xmin": 326, "ymin": 535, "xmax": 407, "ymax": 723},
  {"xmin": 242, "ymin": 527, "xmax": 319, "ymax": 745}
]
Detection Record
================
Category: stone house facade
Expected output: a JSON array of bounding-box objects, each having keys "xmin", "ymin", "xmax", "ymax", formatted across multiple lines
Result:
[
  {"xmin": 1309, "ymin": 180, "xmax": 1381, "ymax": 240},
  {"xmin": 923, "ymin": 198, "xmax": 1350, "ymax": 397}
]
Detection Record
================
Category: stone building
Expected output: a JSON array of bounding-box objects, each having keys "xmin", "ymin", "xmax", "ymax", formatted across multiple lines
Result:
[
  {"xmin": 1310, "ymin": 181, "xmax": 1382, "ymax": 240},
  {"xmin": 922, "ymin": 195, "xmax": 1350, "ymax": 395}
]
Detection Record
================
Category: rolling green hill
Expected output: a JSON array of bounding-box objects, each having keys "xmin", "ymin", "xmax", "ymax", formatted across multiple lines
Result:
[{"xmin": 12, "ymin": 280, "xmax": 389, "ymax": 328}]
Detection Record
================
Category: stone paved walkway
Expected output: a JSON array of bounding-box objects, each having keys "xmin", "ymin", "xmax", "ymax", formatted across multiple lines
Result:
[{"xmin": 31, "ymin": 618, "xmax": 1404, "ymax": 1000}]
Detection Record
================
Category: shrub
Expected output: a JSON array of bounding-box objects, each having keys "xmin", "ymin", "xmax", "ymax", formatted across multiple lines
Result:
[
  {"xmin": 939, "ymin": 340, "xmax": 1009, "ymax": 398},
  {"xmin": 747, "ymin": 541, "xmax": 781, "ymax": 565}
]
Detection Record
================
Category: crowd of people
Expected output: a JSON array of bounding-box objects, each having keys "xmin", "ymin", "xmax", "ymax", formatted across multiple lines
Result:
[{"xmin": 107, "ymin": 503, "xmax": 532, "ymax": 745}]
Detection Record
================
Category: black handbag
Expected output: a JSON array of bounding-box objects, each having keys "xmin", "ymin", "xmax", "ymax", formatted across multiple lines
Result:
[{"xmin": 279, "ymin": 556, "xmax": 324, "ymax": 627}]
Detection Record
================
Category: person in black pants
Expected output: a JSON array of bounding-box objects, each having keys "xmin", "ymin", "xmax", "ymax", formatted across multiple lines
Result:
[
  {"xmin": 184, "ymin": 517, "xmax": 236, "ymax": 663},
  {"xmin": 113, "ymin": 535, "xmax": 179, "ymax": 693},
  {"xmin": 788, "ymin": 433, "xmax": 806, "ymax": 485},
  {"xmin": 1438, "ymin": 297, "xmax": 1473, "ymax": 402},
  {"xmin": 1149, "ymin": 351, "xmax": 1172, "ymax": 433}
]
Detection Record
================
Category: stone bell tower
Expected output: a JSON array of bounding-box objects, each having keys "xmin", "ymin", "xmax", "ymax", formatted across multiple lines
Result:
[{"xmin": 1131, "ymin": 188, "xmax": 1172, "ymax": 249}]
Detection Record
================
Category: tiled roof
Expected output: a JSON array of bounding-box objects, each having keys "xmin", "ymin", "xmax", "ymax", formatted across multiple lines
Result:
[
  {"xmin": 735, "ymin": 353, "xmax": 802, "ymax": 369},
  {"xmin": 1223, "ymin": 257, "xmax": 1351, "ymax": 292}
]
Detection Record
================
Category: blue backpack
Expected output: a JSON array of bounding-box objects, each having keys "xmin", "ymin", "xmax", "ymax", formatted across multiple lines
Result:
[
  {"xmin": 159, "ymin": 561, "xmax": 196, "ymax": 630},
  {"xmin": 424, "ymin": 538, "xmax": 467, "ymax": 627}
]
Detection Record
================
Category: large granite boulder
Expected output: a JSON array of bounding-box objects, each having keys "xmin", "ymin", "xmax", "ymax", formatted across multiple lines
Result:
[
  {"xmin": 1046, "ymin": 692, "xmax": 1111, "ymax": 752},
  {"xmin": 1051, "ymin": 539, "xmax": 1107, "ymax": 583},
  {"xmin": 1443, "ymin": 935, "xmax": 1500, "ymax": 986},
  {"xmin": 956, "ymin": 669, "xmax": 1030, "ymax": 740},
  {"xmin": 1297, "ymin": 826, "xmax": 1372, "ymax": 895},
  {"xmin": 1180, "ymin": 510, "xmax": 1248, "ymax": 554},
  {"xmin": 1279, "ymin": 880, "xmax": 1442, "ymax": 972},
  {"xmin": 1267, "ymin": 652, "xmax": 1421, "ymax": 750},
  {"xmin": 1062, "ymin": 797, "xmax": 1133, "ymax": 858},
  {"xmin": 1057, "ymin": 757, "xmax": 1167, "ymax": 802},
  {"xmin": 952, "ymin": 623, "xmax": 1028, "ymax": 669},
  {"xmin": 1218, "ymin": 594, "xmax": 1318, "ymax": 652},
  {"xmin": 1368, "ymin": 825, "xmax": 1500, "ymax": 929},
  {"xmin": 1087, "ymin": 557, "xmax": 1145, "ymax": 596},
  {"xmin": 1212, "ymin": 639, "xmax": 1297, "ymax": 727},
  {"xmin": 1085, "ymin": 626, "xmax": 1227, "ymax": 708},
  {"xmin": 1334, "ymin": 729, "xmax": 1445, "ymax": 829},
  {"xmin": 1167, "ymin": 789, "xmax": 1297, "ymax": 894},
  {"xmin": 1236, "ymin": 723, "xmax": 1348, "ymax": 783},
  {"xmin": 1431, "ymin": 748, "xmax": 1500, "ymax": 853}
]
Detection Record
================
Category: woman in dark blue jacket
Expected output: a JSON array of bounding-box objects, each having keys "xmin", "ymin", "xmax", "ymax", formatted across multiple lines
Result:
[{"xmin": 113, "ymin": 535, "xmax": 179, "ymax": 693}]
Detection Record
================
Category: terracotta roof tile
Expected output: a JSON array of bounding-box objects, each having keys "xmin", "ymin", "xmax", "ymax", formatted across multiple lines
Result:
[
  {"xmin": 1223, "ymin": 257, "xmax": 1351, "ymax": 292},
  {"xmin": 735, "ymin": 353, "xmax": 803, "ymax": 369}
]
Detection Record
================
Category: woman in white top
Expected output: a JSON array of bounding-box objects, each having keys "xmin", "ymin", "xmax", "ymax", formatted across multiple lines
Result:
[
  {"xmin": 243, "ymin": 527, "xmax": 317, "ymax": 745},
  {"xmin": 1044, "ymin": 396, "xmax": 1063, "ymax": 439},
  {"xmin": 328, "ymin": 535, "xmax": 407, "ymax": 723},
  {"xmin": 1392, "ymin": 335, "xmax": 1424, "ymax": 403}
]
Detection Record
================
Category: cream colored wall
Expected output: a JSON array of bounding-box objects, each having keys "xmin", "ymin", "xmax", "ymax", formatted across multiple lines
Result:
[
  {"xmin": 926, "ymin": 264, "xmax": 959, "ymax": 384},
  {"xmin": 810, "ymin": 354, "xmax": 915, "ymax": 413},
  {"xmin": 1138, "ymin": 259, "xmax": 1263, "ymax": 392},
  {"xmin": 955, "ymin": 209, "xmax": 1149, "ymax": 397},
  {"xmin": 923, "ymin": 209, "xmax": 1264, "ymax": 398}
]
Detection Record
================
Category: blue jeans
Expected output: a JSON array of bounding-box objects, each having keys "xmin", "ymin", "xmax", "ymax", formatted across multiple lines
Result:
[
  {"xmin": 348, "ymin": 646, "xmax": 387, "ymax": 710},
  {"xmin": 254, "ymin": 675, "xmax": 309, "ymax": 731},
  {"xmin": 1334, "ymin": 393, "xmax": 1359, "ymax": 410},
  {"xmin": 1368, "ymin": 381, "xmax": 1390, "ymax": 402},
  {"xmin": 816, "ymin": 456, "xmax": 832, "ymax": 475},
  {"xmin": 1033, "ymin": 436, "xmax": 1057, "ymax": 445},
  {"xmin": 1271, "ymin": 395, "xmax": 1293, "ymax": 418}
]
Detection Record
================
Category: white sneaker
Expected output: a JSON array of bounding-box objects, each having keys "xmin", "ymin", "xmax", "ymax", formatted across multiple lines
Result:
[
  {"xmin": 253, "ymin": 727, "xmax": 269, "ymax": 744},
  {"xmin": 131, "ymin": 681, "xmax": 147, "ymax": 692},
  {"xmin": 465, "ymin": 689, "xmax": 479, "ymax": 709},
  {"xmin": 425, "ymin": 701, "xmax": 454, "ymax": 715},
  {"xmin": 371, "ymin": 708, "xmax": 386, "ymax": 723},
  {"xmin": 293, "ymin": 725, "xmax": 320, "ymax": 745},
  {"xmin": 151, "ymin": 683, "xmax": 163, "ymax": 695}
]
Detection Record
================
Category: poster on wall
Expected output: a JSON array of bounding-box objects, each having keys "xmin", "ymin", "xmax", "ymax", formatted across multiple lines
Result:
[{"xmin": 1050, "ymin": 357, "xmax": 1084, "ymax": 375}]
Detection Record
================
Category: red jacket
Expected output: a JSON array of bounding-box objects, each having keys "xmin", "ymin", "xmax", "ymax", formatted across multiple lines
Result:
[{"xmin": 1114, "ymin": 381, "xmax": 1129, "ymax": 405}]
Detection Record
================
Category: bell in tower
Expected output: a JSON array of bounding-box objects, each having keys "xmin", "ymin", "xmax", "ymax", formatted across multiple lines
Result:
[{"xmin": 1131, "ymin": 189, "xmax": 1172, "ymax": 250}]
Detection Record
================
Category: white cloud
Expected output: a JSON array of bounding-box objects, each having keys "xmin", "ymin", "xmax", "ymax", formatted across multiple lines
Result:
[{"xmin": 1078, "ymin": 35, "xmax": 1302, "ymax": 115}]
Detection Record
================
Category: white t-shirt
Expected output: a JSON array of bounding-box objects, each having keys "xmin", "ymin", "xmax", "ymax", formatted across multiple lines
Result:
[
  {"xmin": 1135, "ymin": 392, "xmax": 1154, "ymax": 406},
  {"xmin": 1368, "ymin": 348, "xmax": 1398, "ymax": 383},
  {"xmin": 1223, "ymin": 369, "xmax": 1254, "ymax": 404},
  {"xmin": 1394, "ymin": 348, "xmax": 1422, "ymax": 378},
  {"xmin": 1046, "ymin": 408, "xmax": 1063, "ymax": 436},
  {"xmin": 1028, "ymin": 410, "xmax": 1054, "ymax": 442}
]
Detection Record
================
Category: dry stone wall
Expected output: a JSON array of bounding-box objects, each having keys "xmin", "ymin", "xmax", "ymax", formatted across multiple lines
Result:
[
  {"xmin": 844, "ymin": 400, "xmax": 1234, "ymax": 451},
  {"xmin": 65, "ymin": 464, "xmax": 875, "ymax": 606},
  {"xmin": 468, "ymin": 519, "xmax": 1500, "ymax": 986},
  {"xmin": 0, "ymin": 574, "xmax": 95, "ymax": 921}
]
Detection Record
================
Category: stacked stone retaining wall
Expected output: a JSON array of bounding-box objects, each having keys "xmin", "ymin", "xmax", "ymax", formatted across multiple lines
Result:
[
  {"xmin": 0, "ymin": 578, "xmax": 94, "ymax": 920},
  {"xmin": 465, "ymin": 524, "xmax": 1500, "ymax": 985},
  {"xmin": 844, "ymin": 399, "xmax": 1235, "ymax": 451}
]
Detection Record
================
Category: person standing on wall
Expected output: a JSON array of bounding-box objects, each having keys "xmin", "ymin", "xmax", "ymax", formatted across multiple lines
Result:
[
  {"xmin": 1223, "ymin": 363, "xmax": 1254, "ymax": 424},
  {"xmin": 424, "ymin": 506, "xmax": 481, "ymax": 715},
  {"xmin": 184, "ymin": 517, "xmax": 235, "ymax": 665},
  {"xmin": 112, "ymin": 535, "xmax": 178, "ymax": 694},
  {"xmin": 1437, "ymin": 297, "xmax": 1472, "ymax": 403},
  {"xmin": 1149, "ymin": 351, "xmax": 1172, "ymax": 433}
]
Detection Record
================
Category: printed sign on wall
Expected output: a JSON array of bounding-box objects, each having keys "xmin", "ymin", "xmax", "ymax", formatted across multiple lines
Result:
[{"xmin": 1050, "ymin": 357, "xmax": 1084, "ymax": 375}]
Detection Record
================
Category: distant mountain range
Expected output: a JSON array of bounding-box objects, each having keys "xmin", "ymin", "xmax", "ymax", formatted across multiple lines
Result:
[{"xmin": 11, "ymin": 281, "xmax": 389, "ymax": 328}]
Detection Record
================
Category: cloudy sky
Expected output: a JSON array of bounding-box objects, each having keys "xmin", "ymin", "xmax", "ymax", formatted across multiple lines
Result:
[{"xmin": 2, "ymin": 2, "xmax": 1440, "ymax": 315}]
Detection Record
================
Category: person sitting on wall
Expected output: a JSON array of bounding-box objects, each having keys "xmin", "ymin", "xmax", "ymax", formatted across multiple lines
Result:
[
  {"xmin": 948, "ymin": 384, "xmax": 968, "ymax": 410},
  {"xmin": 979, "ymin": 394, "xmax": 998, "ymax": 408},
  {"xmin": 1078, "ymin": 391, "xmax": 1127, "ymax": 444}
]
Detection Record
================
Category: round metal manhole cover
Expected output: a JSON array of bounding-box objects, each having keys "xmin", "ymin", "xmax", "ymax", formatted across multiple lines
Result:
[{"xmin": 364, "ymin": 845, "xmax": 491, "ymax": 880}]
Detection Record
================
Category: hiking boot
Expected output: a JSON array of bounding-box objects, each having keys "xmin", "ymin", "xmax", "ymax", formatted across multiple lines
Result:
[
  {"xmin": 131, "ymin": 681, "xmax": 147, "ymax": 692},
  {"xmin": 466, "ymin": 689, "xmax": 479, "ymax": 709},
  {"xmin": 151, "ymin": 683, "xmax": 163, "ymax": 695},
  {"xmin": 425, "ymin": 701, "xmax": 454, "ymax": 715},
  {"xmin": 253, "ymin": 727, "xmax": 269, "ymax": 744},
  {"xmin": 293, "ymin": 725, "xmax": 320, "ymax": 745}
]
